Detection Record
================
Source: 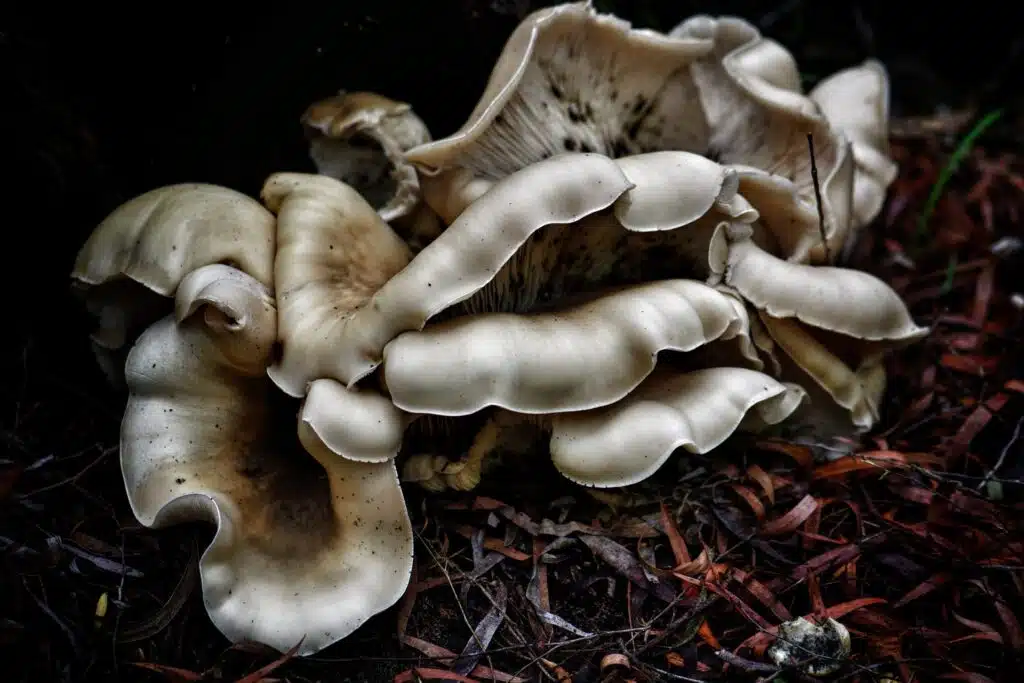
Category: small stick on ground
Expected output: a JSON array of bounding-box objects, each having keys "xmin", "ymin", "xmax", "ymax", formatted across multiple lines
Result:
[{"xmin": 807, "ymin": 133, "xmax": 832, "ymax": 263}]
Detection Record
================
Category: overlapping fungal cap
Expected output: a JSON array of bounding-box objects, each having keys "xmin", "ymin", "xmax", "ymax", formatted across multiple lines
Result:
[
  {"xmin": 708, "ymin": 222, "xmax": 929, "ymax": 429},
  {"xmin": 302, "ymin": 91, "xmax": 442, "ymax": 249},
  {"xmin": 404, "ymin": 1, "xmax": 715, "ymax": 222},
  {"xmin": 261, "ymin": 172, "xmax": 413, "ymax": 394},
  {"xmin": 121, "ymin": 264, "xmax": 414, "ymax": 655},
  {"xmin": 669, "ymin": 14, "xmax": 896, "ymax": 261},
  {"xmin": 258, "ymin": 172, "xmax": 415, "ymax": 462},
  {"xmin": 402, "ymin": 1, "xmax": 895, "ymax": 262},
  {"xmin": 71, "ymin": 184, "xmax": 275, "ymax": 384},
  {"xmin": 382, "ymin": 279, "xmax": 759, "ymax": 417},
  {"xmin": 303, "ymin": 91, "xmax": 431, "ymax": 223},
  {"xmin": 550, "ymin": 367, "xmax": 806, "ymax": 487}
]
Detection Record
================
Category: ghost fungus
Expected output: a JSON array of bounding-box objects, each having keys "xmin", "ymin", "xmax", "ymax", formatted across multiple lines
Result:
[
  {"xmin": 121, "ymin": 263, "xmax": 414, "ymax": 655},
  {"xmin": 302, "ymin": 90, "xmax": 442, "ymax": 249},
  {"xmin": 71, "ymin": 184, "xmax": 276, "ymax": 384},
  {"xmin": 381, "ymin": 279, "xmax": 756, "ymax": 416},
  {"xmin": 404, "ymin": 1, "xmax": 713, "ymax": 222},
  {"xmin": 709, "ymin": 222, "xmax": 929, "ymax": 429},
  {"xmin": 261, "ymin": 172, "xmax": 413, "ymax": 394},
  {"xmin": 549, "ymin": 366, "xmax": 806, "ymax": 487},
  {"xmin": 320, "ymin": 152, "xmax": 635, "ymax": 385},
  {"xmin": 670, "ymin": 14, "xmax": 895, "ymax": 261}
]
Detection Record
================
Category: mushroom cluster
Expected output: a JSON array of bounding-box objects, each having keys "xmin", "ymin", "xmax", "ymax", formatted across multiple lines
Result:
[{"xmin": 71, "ymin": 1, "xmax": 925, "ymax": 655}]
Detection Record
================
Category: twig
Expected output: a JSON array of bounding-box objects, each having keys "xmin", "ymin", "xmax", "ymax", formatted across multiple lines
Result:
[
  {"xmin": 806, "ymin": 133, "xmax": 832, "ymax": 263},
  {"xmin": 976, "ymin": 415, "xmax": 1024, "ymax": 492}
]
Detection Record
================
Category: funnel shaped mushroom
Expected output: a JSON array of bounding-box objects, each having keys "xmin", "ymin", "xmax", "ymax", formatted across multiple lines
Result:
[
  {"xmin": 72, "ymin": 184, "xmax": 276, "ymax": 383},
  {"xmin": 261, "ymin": 172, "xmax": 413, "ymax": 393},
  {"xmin": 302, "ymin": 91, "xmax": 442, "ymax": 249},
  {"xmin": 121, "ymin": 264, "xmax": 413, "ymax": 655},
  {"xmin": 549, "ymin": 366, "xmax": 806, "ymax": 487},
  {"xmin": 709, "ymin": 223, "xmax": 929, "ymax": 429},
  {"xmin": 405, "ymin": 1, "xmax": 713, "ymax": 221},
  {"xmin": 382, "ymin": 279, "xmax": 755, "ymax": 416}
]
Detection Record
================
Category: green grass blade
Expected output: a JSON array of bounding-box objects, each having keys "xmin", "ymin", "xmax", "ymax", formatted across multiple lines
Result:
[{"xmin": 915, "ymin": 108, "xmax": 1004, "ymax": 240}]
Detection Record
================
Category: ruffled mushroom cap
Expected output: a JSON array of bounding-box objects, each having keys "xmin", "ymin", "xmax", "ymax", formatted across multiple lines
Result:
[
  {"xmin": 261, "ymin": 172, "xmax": 412, "ymax": 393},
  {"xmin": 709, "ymin": 223, "xmax": 929, "ymax": 429},
  {"xmin": 382, "ymin": 279, "xmax": 755, "ymax": 416},
  {"xmin": 71, "ymin": 184, "xmax": 276, "ymax": 383},
  {"xmin": 303, "ymin": 91, "xmax": 430, "ymax": 222},
  {"xmin": 298, "ymin": 378, "xmax": 412, "ymax": 463},
  {"xmin": 121, "ymin": 263, "xmax": 413, "ymax": 655},
  {"xmin": 808, "ymin": 61, "xmax": 899, "ymax": 232},
  {"xmin": 302, "ymin": 90, "xmax": 442, "ymax": 249},
  {"xmin": 314, "ymin": 152, "xmax": 636, "ymax": 385},
  {"xmin": 669, "ymin": 15, "xmax": 852, "ymax": 262},
  {"xmin": 549, "ymin": 366, "xmax": 806, "ymax": 487},
  {"xmin": 404, "ymin": 1, "xmax": 714, "ymax": 221},
  {"xmin": 321, "ymin": 150, "xmax": 789, "ymax": 387},
  {"xmin": 671, "ymin": 15, "xmax": 896, "ymax": 261}
]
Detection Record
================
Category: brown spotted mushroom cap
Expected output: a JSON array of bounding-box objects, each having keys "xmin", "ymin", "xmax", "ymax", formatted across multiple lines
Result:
[{"xmin": 120, "ymin": 264, "xmax": 413, "ymax": 655}]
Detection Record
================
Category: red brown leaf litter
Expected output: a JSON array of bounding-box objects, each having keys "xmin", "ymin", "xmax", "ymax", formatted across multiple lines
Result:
[{"xmin": 4, "ymin": 8, "xmax": 1024, "ymax": 683}]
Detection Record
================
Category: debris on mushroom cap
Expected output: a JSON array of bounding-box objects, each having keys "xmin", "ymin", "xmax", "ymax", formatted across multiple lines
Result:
[
  {"xmin": 404, "ymin": 1, "xmax": 714, "ymax": 220},
  {"xmin": 808, "ymin": 60, "xmax": 899, "ymax": 233},
  {"xmin": 670, "ymin": 14, "xmax": 859, "ymax": 263},
  {"xmin": 402, "ymin": 2, "xmax": 896, "ymax": 264},
  {"xmin": 381, "ymin": 279, "xmax": 753, "ymax": 416},
  {"xmin": 767, "ymin": 616, "xmax": 851, "ymax": 677},
  {"xmin": 71, "ymin": 184, "xmax": 276, "ymax": 383},
  {"xmin": 121, "ymin": 264, "xmax": 413, "ymax": 655},
  {"xmin": 302, "ymin": 90, "xmax": 442, "ymax": 249},
  {"xmin": 261, "ymin": 172, "xmax": 412, "ymax": 394},
  {"xmin": 320, "ymin": 152, "xmax": 635, "ymax": 385},
  {"xmin": 549, "ymin": 366, "xmax": 806, "ymax": 487}
]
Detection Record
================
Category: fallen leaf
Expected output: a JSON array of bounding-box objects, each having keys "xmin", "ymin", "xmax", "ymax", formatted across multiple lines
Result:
[{"xmin": 760, "ymin": 495, "xmax": 818, "ymax": 535}]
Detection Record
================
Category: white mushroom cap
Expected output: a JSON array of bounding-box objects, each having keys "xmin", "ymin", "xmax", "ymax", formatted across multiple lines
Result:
[
  {"xmin": 381, "ymin": 279, "xmax": 750, "ymax": 416},
  {"xmin": 298, "ymin": 378, "xmax": 412, "ymax": 463},
  {"xmin": 709, "ymin": 223, "xmax": 928, "ymax": 428},
  {"xmin": 808, "ymin": 61, "xmax": 899, "ymax": 231},
  {"xmin": 261, "ymin": 172, "xmax": 412, "ymax": 393},
  {"xmin": 405, "ymin": 1, "xmax": 714, "ymax": 219},
  {"xmin": 71, "ymin": 184, "xmax": 276, "ymax": 383},
  {"xmin": 318, "ymin": 152, "xmax": 635, "ymax": 385},
  {"xmin": 303, "ymin": 91, "xmax": 431, "ymax": 223},
  {"xmin": 549, "ymin": 366, "xmax": 806, "ymax": 487},
  {"xmin": 73, "ymin": 184, "xmax": 276, "ymax": 295},
  {"xmin": 670, "ymin": 15, "xmax": 855, "ymax": 263},
  {"xmin": 302, "ymin": 90, "xmax": 443, "ymax": 250},
  {"xmin": 121, "ymin": 263, "xmax": 413, "ymax": 655}
]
